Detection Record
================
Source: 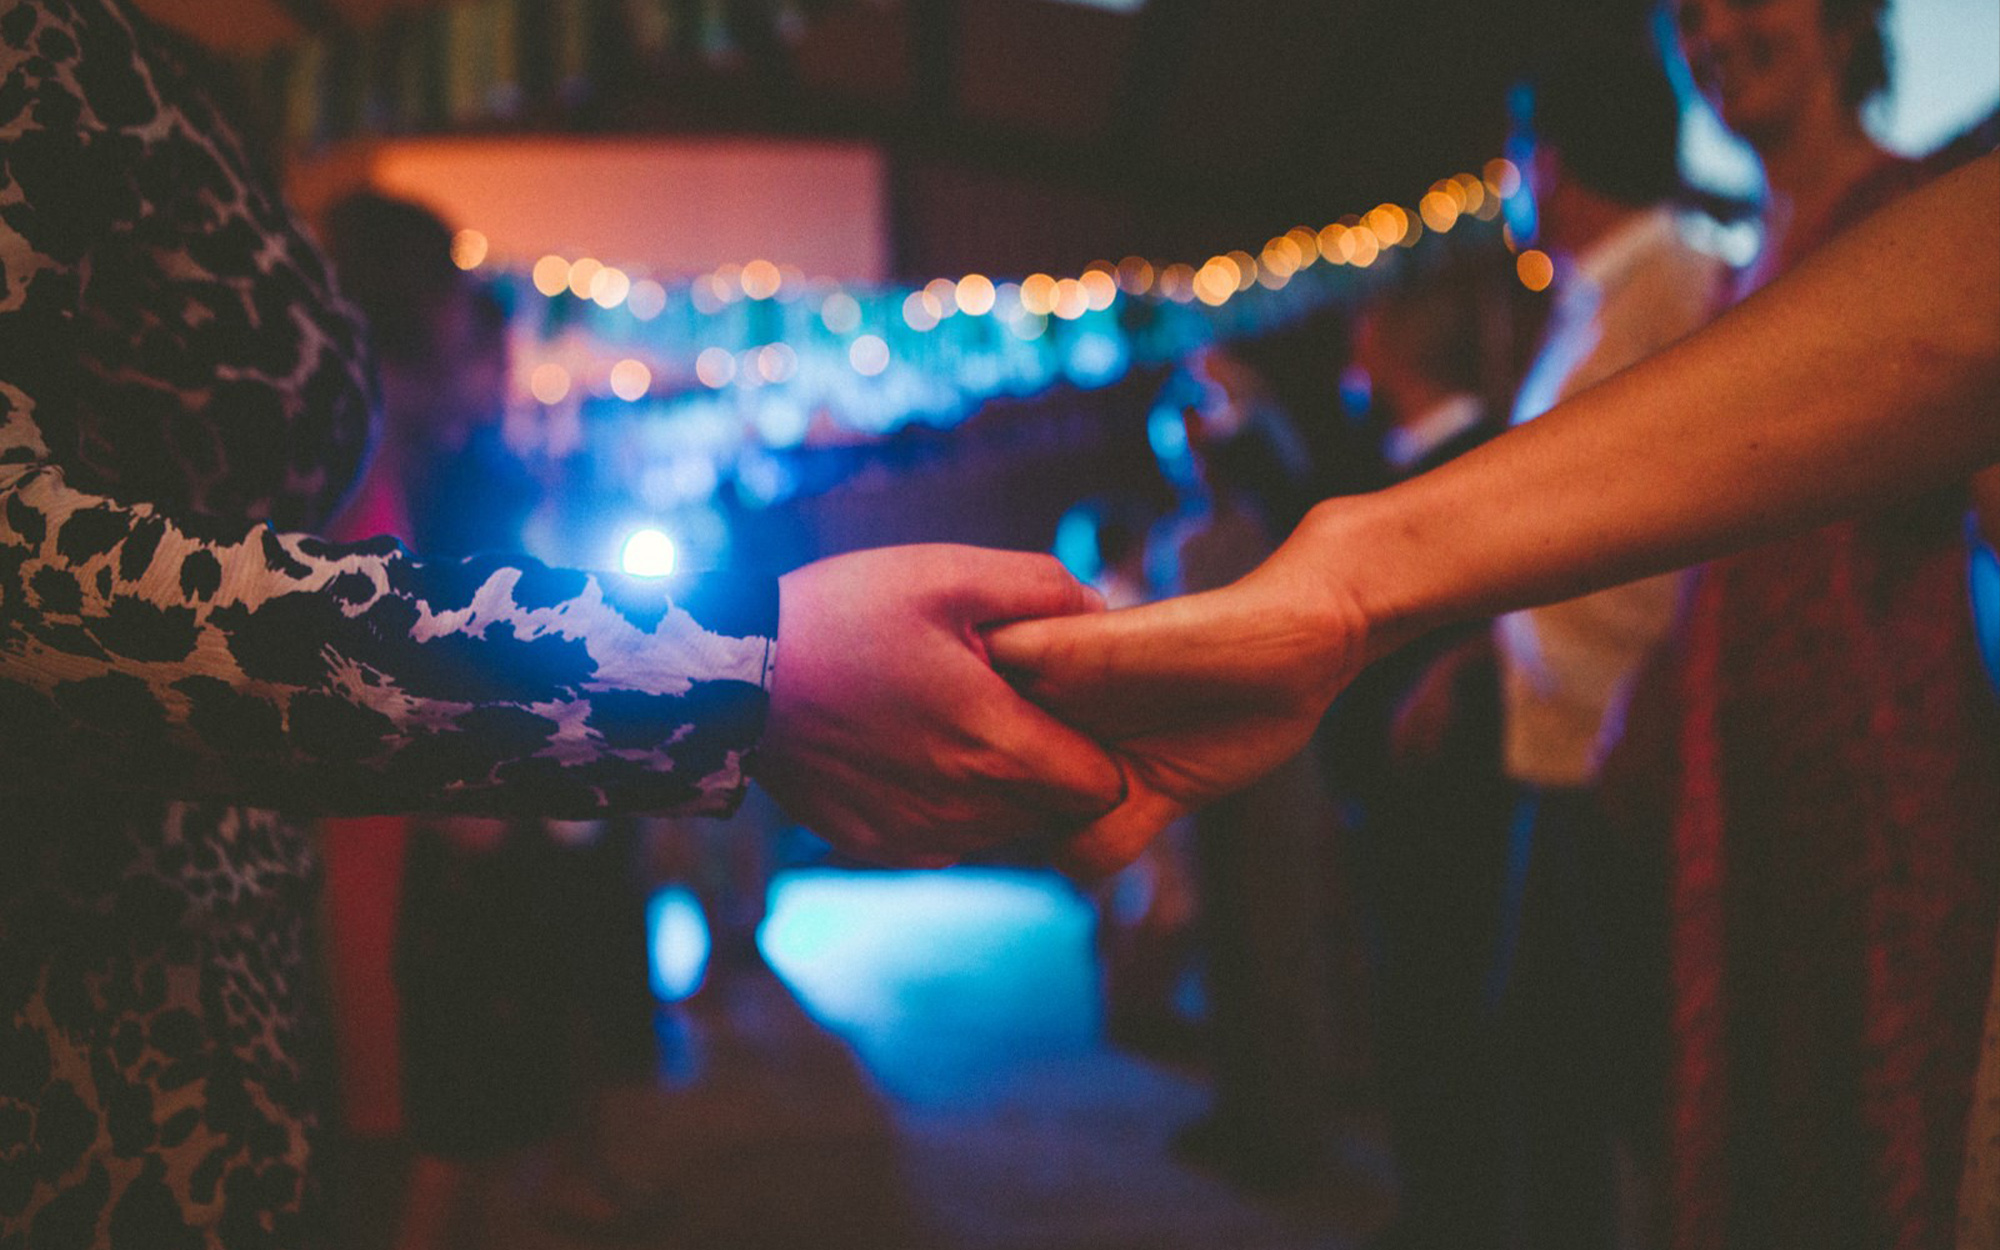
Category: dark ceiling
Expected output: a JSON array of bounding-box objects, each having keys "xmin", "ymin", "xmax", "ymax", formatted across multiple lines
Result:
[{"xmin": 148, "ymin": 0, "xmax": 1619, "ymax": 277}]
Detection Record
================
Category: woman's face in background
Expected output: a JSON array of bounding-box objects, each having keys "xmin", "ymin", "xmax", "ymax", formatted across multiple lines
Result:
[{"xmin": 1674, "ymin": 0, "xmax": 1858, "ymax": 146}]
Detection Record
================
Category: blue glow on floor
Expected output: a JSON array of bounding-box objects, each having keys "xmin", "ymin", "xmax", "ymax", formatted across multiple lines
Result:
[{"xmin": 741, "ymin": 868, "xmax": 1100, "ymax": 1097}]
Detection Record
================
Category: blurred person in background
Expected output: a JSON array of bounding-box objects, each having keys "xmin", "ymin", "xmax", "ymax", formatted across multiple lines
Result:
[
  {"xmin": 1147, "ymin": 353, "xmax": 1342, "ymax": 1193},
  {"xmin": 1600, "ymin": 2, "xmax": 2000, "ymax": 1245},
  {"xmin": 1401, "ymin": 31, "xmax": 1730, "ymax": 1250},
  {"xmin": 320, "ymin": 192, "xmax": 671, "ymax": 1246},
  {"xmin": 991, "ymin": 150, "xmax": 2000, "ymax": 1250},
  {"xmin": 1323, "ymin": 265, "xmax": 1511, "ymax": 1250}
]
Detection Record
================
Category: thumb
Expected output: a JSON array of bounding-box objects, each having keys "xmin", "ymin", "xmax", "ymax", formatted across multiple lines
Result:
[{"xmin": 1051, "ymin": 783, "xmax": 1184, "ymax": 883}]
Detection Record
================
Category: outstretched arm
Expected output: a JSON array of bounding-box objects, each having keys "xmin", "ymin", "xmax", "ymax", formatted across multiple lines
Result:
[{"xmin": 991, "ymin": 150, "xmax": 2000, "ymax": 875}]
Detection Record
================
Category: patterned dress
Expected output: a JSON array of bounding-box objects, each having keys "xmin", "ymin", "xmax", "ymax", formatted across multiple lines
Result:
[{"xmin": 0, "ymin": 1, "xmax": 776, "ymax": 1242}]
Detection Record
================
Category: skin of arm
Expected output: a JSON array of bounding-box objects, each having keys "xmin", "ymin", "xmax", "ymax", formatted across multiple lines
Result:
[{"xmin": 989, "ymin": 151, "xmax": 2000, "ymax": 876}]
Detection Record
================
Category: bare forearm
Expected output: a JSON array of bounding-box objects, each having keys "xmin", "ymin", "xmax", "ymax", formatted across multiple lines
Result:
[{"xmin": 1326, "ymin": 151, "xmax": 2000, "ymax": 647}]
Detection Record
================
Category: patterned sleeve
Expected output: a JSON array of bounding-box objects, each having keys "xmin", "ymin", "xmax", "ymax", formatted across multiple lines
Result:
[{"xmin": 0, "ymin": 2, "xmax": 777, "ymax": 818}]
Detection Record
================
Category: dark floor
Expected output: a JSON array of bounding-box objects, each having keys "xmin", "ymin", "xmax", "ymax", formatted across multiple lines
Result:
[{"xmin": 331, "ymin": 868, "xmax": 1393, "ymax": 1250}]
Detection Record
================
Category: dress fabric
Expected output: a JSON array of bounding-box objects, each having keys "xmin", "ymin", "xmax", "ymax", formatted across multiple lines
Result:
[
  {"xmin": 1646, "ymin": 156, "xmax": 2000, "ymax": 1250},
  {"xmin": 0, "ymin": 2, "xmax": 776, "ymax": 1242}
]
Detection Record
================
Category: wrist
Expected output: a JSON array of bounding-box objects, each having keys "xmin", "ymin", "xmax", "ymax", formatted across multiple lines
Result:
[{"xmin": 1289, "ymin": 491, "xmax": 1450, "ymax": 665}]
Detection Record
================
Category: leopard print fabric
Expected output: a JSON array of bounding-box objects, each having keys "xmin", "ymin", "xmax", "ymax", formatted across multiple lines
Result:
[{"xmin": 0, "ymin": 0, "xmax": 777, "ymax": 1241}]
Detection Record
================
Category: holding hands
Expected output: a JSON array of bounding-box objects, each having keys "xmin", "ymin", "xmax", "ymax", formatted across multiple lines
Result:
[
  {"xmin": 750, "ymin": 544, "xmax": 1128, "ymax": 866},
  {"xmin": 987, "ymin": 508, "xmax": 1375, "ymax": 877}
]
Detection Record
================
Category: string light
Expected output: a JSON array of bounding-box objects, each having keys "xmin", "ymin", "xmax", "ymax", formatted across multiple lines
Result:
[
  {"xmin": 529, "ymin": 362, "xmax": 571, "ymax": 404},
  {"xmin": 609, "ymin": 358, "xmax": 651, "ymax": 400},
  {"xmin": 628, "ymin": 279, "xmax": 668, "ymax": 320},
  {"xmin": 495, "ymin": 156, "xmax": 1529, "ymax": 433},
  {"xmin": 1516, "ymin": 248, "xmax": 1554, "ymax": 291},
  {"xmin": 566, "ymin": 257, "xmax": 603, "ymax": 300},
  {"xmin": 955, "ymin": 273, "xmax": 996, "ymax": 315},
  {"xmin": 590, "ymin": 266, "xmax": 631, "ymax": 308},
  {"xmin": 532, "ymin": 255, "xmax": 570, "ymax": 297},
  {"xmin": 741, "ymin": 260, "xmax": 782, "ymax": 300},
  {"xmin": 450, "ymin": 229, "xmax": 488, "ymax": 270},
  {"xmin": 849, "ymin": 334, "xmax": 890, "ymax": 376}
]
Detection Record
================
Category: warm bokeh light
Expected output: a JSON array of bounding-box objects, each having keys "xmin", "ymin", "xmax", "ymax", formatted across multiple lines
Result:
[
  {"xmin": 531, "ymin": 255, "xmax": 570, "ymax": 297},
  {"xmin": 1261, "ymin": 235, "xmax": 1302, "ymax": 277},
  {"xmin": 1285, "ymin": 226, "xmax": 1320, "ymax": 266},
  {"xmin": 1225, "ymin": 250, "xmax": 1259, "ymax": 291},
  {"xmin": 849, "ymin": 334, "xmax": 890, "ymax": 375},
  {"xmin": 955, "ymin": 273, "xmax": 996, "ymax": 315},
  {"xmin": 1420, "ymin": 190, "xmax": 1461, "ymax": 233},
  {"xmin": 1051, "ymin": 278, "xmax": 1089, "ymax": 320},
  {"xmin": 566, "ymin": 257, "xmax": 603, "ymax": 300},
  {"xmin": 1364, "ymin": 204, "xmax": 1407, "ymax": 247},
  {"xmin": 1193, "ymin": 256, "xmax": 1238, "ymax": 306},
  {"xmin": 758, "ymin": 343, "xmax": 798, "ymax": 383},
  {"xmin": 1485, "ymin": 157, "xmax": 1522, "ymax": 199},
  {"xmin": 1318, "ymin": 223, "xmax": 1353, "ymax": 263},
  {"xmin": 529, "ymin": 362, "xmax": 571, "ymax": 404},
  {"xmin": 1115, "ymin": 255, "xmax": 1155, "ymax": 294},
  {"xmin": 923, "ymin": 277, "xmax": 958, "ymax": 318},
  {"xmin": 1453, "ymin": 172, "xmax": 1486, "ymax": 216},
  {"xmin": 695, "ymin": 346, "xmax": 736, "ymax": 388},
  {"xmin": 903, "ymin": 290, "xmax": 940, "ymax": 332},
  {"xmin": 820, "ymin": 291, "xmax": 862, "ymax": 335},
  {"xmin": 1516, "ymin": 248, "xmax": 1555, "ymax": 291},
  {"xmin": 1079, "ymin": 269, "xmax": 1117, "ymax": 311},
  {"xmin": 741, "ymin": 259, "xmax": 782, "ymax": 300},
  {"xmin": 449, "ymin": 229, "xmax": 488, "ymax": 270},
  {"xmin": 609, "ymin": 358, "xmax": 651, "ymax": 401},
  {"xmin": 714, "ymin": 263, "xmax": 744, "ymax": 301},
  {"xmin": 1020, "ymin": 273, "xmax": 1057, "ymax": 316},
  {"xmin": 1348, "ymin": 227, "xmax": 1381, "ymax": 268},
  {"xmin": 628, "ymin": 279, "xmax": 667, "ymax": 321},
  {"xmin": 590, "ymin": 266, "xmax": 631, "ymax": 308},
  {"xmin": 1158, "ymin": 263, "xmax": 1197, "ymax": 303}
]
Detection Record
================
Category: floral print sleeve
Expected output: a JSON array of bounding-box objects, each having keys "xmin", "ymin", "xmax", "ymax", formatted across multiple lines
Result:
[{"xmin": 0, "ymin": 0, "xmax": 776, "ymax": 818}]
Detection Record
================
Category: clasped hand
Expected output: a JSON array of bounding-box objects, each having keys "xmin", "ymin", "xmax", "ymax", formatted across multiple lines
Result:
[{"xmin": 753, "ymin": 521, "xmax": 1367, "ymax": 877}]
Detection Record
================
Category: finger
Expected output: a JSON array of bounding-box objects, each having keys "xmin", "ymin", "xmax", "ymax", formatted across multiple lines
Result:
[
  {"xmin": 941, "ymin": 548, "xmax": 1105, "ymax": 625},
  {"xmin": 977, "ymin": 681, "xmax": 1128, "ymax": 817},
  {"xmin": 1051, "ymin": 785, "xmax": 1184, "ymax": 883}
]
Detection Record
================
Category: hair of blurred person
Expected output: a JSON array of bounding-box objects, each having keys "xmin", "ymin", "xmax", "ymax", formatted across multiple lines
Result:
[
  {"xmin": 321, "ymin": 192, "xmax": 465, "ymax": 368},
  {"xmin": 1348, "ymin": 270, "xmax": 1485, "ymax": 448},
  {"xmin": 1524, "ymin": 25, "xmax": 1686, "ymax": 237}
]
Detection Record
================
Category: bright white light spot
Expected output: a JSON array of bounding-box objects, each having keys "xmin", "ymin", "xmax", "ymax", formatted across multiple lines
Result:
[
  {"xmin": 620, "ymin": 527, "xmax": 678, "ymax": 577},
  {"xmin": 647, "ymin": 886, "xmax": 710, "ymax": 1001}
]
